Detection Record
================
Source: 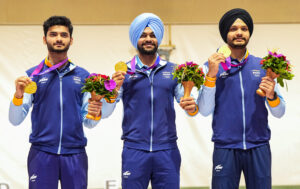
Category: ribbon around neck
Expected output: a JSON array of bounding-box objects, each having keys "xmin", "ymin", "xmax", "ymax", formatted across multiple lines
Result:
[
  {"xmin": 127, "ymin": 56, "xmax": 160, "ymax": 75},
  {"xmin": 30, "ymin": 57, "xmax": 69, "ymax": 78},
  {"xmin": 220, "ymin": 50, "xmax": 249, "ymax": 71}
]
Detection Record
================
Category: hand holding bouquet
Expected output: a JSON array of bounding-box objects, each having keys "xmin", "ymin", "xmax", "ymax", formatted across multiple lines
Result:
[
  {"xmin": 256, "ymin": 51, "xmax": 294, "ymax": 97},
  {"xmin": 82, "ymin": 73, "xmax": 117, "ymax": 120},
  {"xmin": 172, "ymin": 62, "xmax": 205, "ymax": 98}
]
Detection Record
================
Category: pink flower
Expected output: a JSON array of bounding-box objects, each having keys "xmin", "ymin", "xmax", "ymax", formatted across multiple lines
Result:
[
  {"xmin": 268, "ymin": 51, "xmax": 274, "ymax": 56},
  {"xmin": 104, "ymin": 79, "xmax": 116, "ymax": 92},
  {"xmin": 186, "ymin": 62, "xmax": 192, "ymax": 66},
  {"xmin": 277, "ymin": 54, "xmax": 283, "ymax": 58},
  {"xmin": 88, "ymin": 73, "xmax": 98, "ymax": 78},
  {"xmin": 178, "ymin": 64, "xmax": 185, "ymax": 69}
]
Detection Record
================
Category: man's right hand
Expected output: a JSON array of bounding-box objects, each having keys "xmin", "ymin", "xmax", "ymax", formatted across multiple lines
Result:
[
  {"xmin": 112, "ymin": 71, "xmax": 126, "ymax": 91},
  {"xmin": 207, "ymin": 53, "xmax": 226, "ymax": 78},
  {"xmin": 14, "ymin": 76, "xmax": 31, "ymax": 98}
]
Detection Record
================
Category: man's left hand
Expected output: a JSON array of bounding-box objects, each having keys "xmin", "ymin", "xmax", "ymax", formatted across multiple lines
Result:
[
  {"xmin": 88, "ymin": 99, "xmax": 103, "ymax": 118},
  {"xmin": 180, "ymin": 97, "xmax": 196, "ymax": 113},
  {"xmin": 259, "ymin": 77, "xmax": 276, "ymax": 99}
]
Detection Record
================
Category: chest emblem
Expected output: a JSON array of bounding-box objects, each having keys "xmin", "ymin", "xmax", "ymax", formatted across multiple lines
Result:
[
  {"xmin": 73, "ymin": 76, "xmax": 82, "ymax": 84},
  {"xmin": 219, "ymin": 71, "xmax": 229, "ymax": 78},
  {"xmin": 129, "ymin": 74, "xmax": 138, "ymax": 80},
  {"xmin": 252, "ymin": 69, "xmax": 261, "ymax": 77},
  {"xmin": 162, "ymin": 71, "xmax": 172, "ymax": 79},
  {"xmin": 38, "ymin": 77, "xmax": 48, "ymax": 84}
]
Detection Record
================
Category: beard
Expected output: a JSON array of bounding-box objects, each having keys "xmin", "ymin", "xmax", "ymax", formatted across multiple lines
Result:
[
  {"xmin": 46, "ymin": 42, "xmax": 70, "ymax": 53},
  {"xmin": 137, "ymin": 43, "xmax": 158, "ymax": 55},
  {"xmin": 227, "ymin": 37, "xmax": 249, "ymax": 49}
]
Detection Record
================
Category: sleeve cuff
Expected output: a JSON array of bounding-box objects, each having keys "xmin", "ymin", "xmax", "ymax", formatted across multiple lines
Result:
[
  {"xmin": 204, "ymin": 75, "xmax": 217, "ymax": 88},
  {"xmin": 187, "ymin": 105, "xmax": 199, "ymax": 116},
  {"xmin": 267, "ymin": 96, "xmax": 280, "ymax": 107},
  {"xmin": 94, "ymin": 113, "xmax": 102, "ymax": 121},
  {"xmin": 12, "ymin": 95, "xmax": 23, "ymax": 106},
  {"xmin": 105, "ymin": 96, "xmax": 117, "ymax": 103}
]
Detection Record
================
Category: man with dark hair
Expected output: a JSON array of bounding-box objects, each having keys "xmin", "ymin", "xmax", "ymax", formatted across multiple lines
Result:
[
  {"xmin": 9, "ymin": 16, "xmax": 103, "ymax": 189},
  {"xmin": 198, "ymin": 8, "xmax": 285, "ymax": 189},
  {"xmin": 43, "ymin": 16, "xmax": 73, "ymax": 37},
  {"xmin": 103, "ymin": 13, "xmax": 197, "ymax": 189}
]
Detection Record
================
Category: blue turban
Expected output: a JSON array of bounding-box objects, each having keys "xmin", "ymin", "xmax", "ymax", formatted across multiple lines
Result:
[{"xmin": 129, "ymin": 13, "xmax": 164, "ymax": 49}]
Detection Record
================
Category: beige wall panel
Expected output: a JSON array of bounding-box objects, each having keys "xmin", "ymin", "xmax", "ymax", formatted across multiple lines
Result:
[{"xmin": 0, "ymin": 0, "xmax": 300, "ymax": 24}]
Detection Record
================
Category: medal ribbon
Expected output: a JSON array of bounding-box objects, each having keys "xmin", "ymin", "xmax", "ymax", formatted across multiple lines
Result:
[
  {"xmin": 30, "ymin": 57, "xmax": 69, "ymax": 78},
  {"xmin": 127, "ymin": 56, "xmax": 160, "ymax": 75},
  {"xmin": 220, "ymin": 50, "xmax": 249, "ymax": 71}
]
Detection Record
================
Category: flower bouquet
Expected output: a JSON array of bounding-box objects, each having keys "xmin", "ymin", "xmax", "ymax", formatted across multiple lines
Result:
[
  {"xmin": 256, "ymin": 50, "xmax": 294, "ymax": 97},
  {"xmin": 172, "ymin": 62, "xmax": 205, "ymax": 98},
  {"xmin": 82, "ymin": 73, "xmax": 117, "ymax": 120}
]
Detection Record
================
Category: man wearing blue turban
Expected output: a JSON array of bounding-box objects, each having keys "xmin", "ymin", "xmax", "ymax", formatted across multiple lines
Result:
[
  {"xmin": 129, "ymin": 13, "xmax": 164, "ymax": 49},
  {"xmin": 103, "ymin": 13, "xmax": 198, "ymax": 189}
]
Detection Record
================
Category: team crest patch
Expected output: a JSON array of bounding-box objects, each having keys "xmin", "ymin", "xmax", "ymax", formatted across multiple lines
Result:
[
  {"xmin": 162, "ymin": 71, "xmax": 172, "ymax": 78},
  {"xmin": 219, "ymin": 72, "xmax": 229, "ymax": 78},
  {"xmin": 73, "ymin": 76, "xmax": 82, "ymax": 84},
  {"xmin": 38, "ymin": 77, "xmax": 48, "ymax": 84},
  {"xmin": 129, "ymin": 74, "xmax": 138, "ymax": 80},
  {"xmin": 252, "ymin": 69, "xmax": 261, "ymax": 77}
]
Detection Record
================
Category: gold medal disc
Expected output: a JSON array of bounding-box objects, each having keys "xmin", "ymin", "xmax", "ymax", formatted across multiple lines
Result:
[
  {"xmin": 24, "ymin": 81, "xmax": 37, "ymax": 94},
  {"xmin": 115, "ymin": 61, "xmax": 127, "ymax": 72},
  {"xmin": 218, "ymin": 45, "xmax": 231, "ymax": 58}
]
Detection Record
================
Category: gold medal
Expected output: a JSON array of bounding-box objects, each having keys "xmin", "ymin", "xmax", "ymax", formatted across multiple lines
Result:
[
  {"xmin": 218, "ymin": 45, "xmax": 231, "ymax": 58},
  {"xmin": 115, "ymin": 61, "xmax": 127, "ymax": 72},
  {"xmin": 24, "ymin": 81, "xmax": 37, "ymax": 94}
]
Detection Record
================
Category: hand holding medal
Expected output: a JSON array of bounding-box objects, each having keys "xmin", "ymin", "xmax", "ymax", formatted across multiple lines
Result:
[
  {"xmin": 113, "ymin": 61, "xmax": 127, "ymax": 92},
  {"xmin": 14, "ymin": 76, "xmax": 35, "ymax": 97}
]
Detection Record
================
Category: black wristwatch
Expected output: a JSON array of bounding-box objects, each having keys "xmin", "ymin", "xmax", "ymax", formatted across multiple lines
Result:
[{"xmin": 267, "ymin": 92, "xmax": 277, "ymax": 101}]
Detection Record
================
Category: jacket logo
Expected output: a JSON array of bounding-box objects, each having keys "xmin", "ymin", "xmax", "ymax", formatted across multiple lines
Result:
[
  {"xmin": 219, "ymin": 72, "xmax": 229, "ymax": 78},
  {"xmin": 38, "ymin": 77, "xmax": 48, "ymax": 84},
  {"xmin": 252, "ymin": 69, "xmax": 261, "ymax": 77},
  {"xmin": 123, "ymin": 171, "xmax": 131, "ymax": 178},
  {"xmin": 30, "ymin": 174, "xmax": 37, "ymax": 182},
  {"xmin": 129, "ymin": 74, "xmax": 138, "ymax": 80},
  {"xmin": 162, "ymin": 71, "xmax": 171, "ymax": 78},
  {"xmin": 215, "ymin": 164, "xmax": 223, "ymax": 172},
  {"xmin": 73, "ymin": 76, "xmax": 81, "ymax": 84}
]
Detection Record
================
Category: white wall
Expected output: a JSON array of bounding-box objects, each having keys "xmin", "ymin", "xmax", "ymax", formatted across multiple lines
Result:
[{"xmin": 0, "ymin": 24, "xmax": 299, "ymax": 188}]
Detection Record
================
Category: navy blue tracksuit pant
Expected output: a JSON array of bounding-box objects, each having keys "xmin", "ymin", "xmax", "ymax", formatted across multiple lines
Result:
[
  {"xmin": 122, "ymin": 147, "xmax": 181, "ymax": 189},
  {"xmin": 27, "ymin": 147, "xmax": 88, "ymax": 189},
  {"xmin": 212, "ymin": 144, "xmax": 271, "ymax": 189}
]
